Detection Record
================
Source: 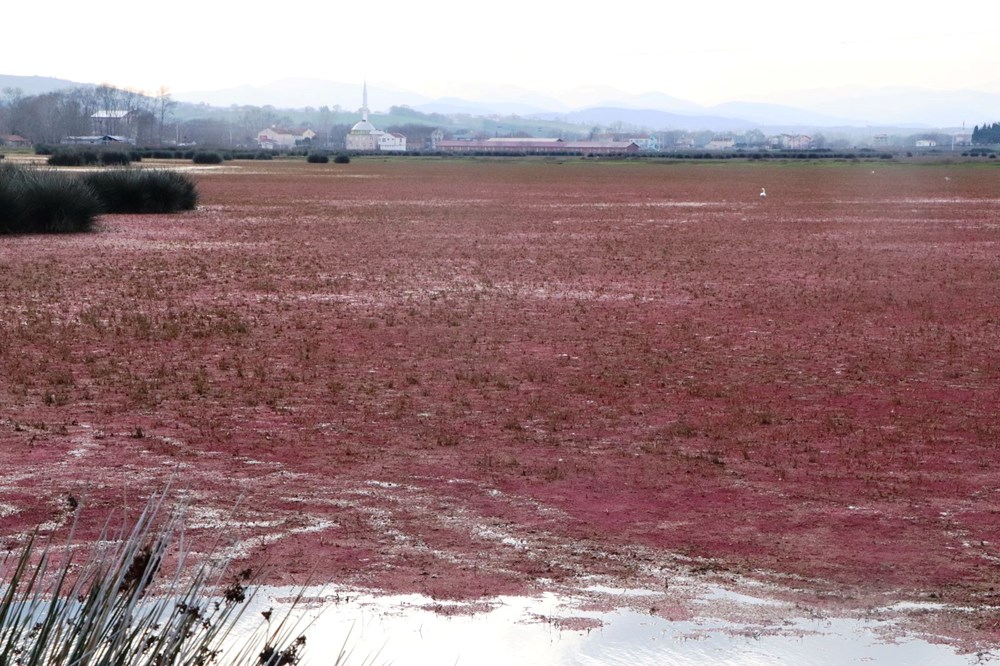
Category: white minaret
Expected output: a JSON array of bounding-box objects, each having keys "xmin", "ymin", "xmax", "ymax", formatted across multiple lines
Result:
[{"xmin": 361, "ymin": 81, "xmax": 369, "ymax": 122}]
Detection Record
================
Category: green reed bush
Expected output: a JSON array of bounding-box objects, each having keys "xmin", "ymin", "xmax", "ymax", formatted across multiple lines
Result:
[
  {"xmin": 0, "ymin": 165, "xmax": 19, "ymax": 227},
  {"xmin": 82, "ymin": 169, "xmax": 198, "ymax": 214},
  {"xmin": 0, "ymin": 164, "xmax": 100, "ymax": 234},
  {"xmin": 100, "ymin": 151, "xmax": 133, "ymax": 166},
  {"xmin": 192, "ymin": 152, "xmax": 223, "ymax": 165},
  {"xmin": 46, "ymin": 152, "xmax": 85, "ymax": 167}
]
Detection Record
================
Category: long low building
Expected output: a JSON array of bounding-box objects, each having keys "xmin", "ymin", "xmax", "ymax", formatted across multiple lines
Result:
[{"xmin": 437, "ymin": 138, "xmax": 640, "ymax": 155}]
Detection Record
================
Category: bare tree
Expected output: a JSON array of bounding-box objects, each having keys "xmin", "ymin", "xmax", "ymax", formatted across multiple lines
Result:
[
  {"xmin": 6, "ymin": 92, "xmax": 88, "ymax": 144},
  {"xmin": 155, "ymin": 86, "xmax": 177, "ymax": 146},
  {"xmin": 0, "ymin": 87, "xmax": 23, "ymax": 134}
]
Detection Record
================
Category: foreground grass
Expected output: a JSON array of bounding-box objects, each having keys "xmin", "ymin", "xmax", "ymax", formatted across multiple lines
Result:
[{"xmin": 0, "ymin": 491, "xmax": 312, "ymax": 666}]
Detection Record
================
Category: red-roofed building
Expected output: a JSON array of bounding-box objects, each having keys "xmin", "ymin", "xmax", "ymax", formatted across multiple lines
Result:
[
  {"xmin": 436, "ymin": 138, "xmax": 639, "ymax": 155},
  {"xmin": 1, "ymin": 134, "xmax": 30, "ymax": 148}
]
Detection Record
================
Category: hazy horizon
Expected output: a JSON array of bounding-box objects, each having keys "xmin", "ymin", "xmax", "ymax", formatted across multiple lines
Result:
[{"xmin": 6, "ymin": 0, "xmax": 1000, "ymax": 109}]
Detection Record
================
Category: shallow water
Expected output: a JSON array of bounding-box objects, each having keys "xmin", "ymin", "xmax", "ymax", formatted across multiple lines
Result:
[{"xmin": 225, "ymin": 582, "xmax": 986, "ymax": 665}]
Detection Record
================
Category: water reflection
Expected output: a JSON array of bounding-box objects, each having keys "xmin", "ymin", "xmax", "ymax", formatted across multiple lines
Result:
[{"xmin": 227, "ymin": 583, "xmax": 984, "ymax": 665}]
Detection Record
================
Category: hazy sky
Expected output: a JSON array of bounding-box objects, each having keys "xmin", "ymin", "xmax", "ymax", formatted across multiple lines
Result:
[{"xmin": 7, "ymin": 1, "xmax": 1000, "ymax": 105}]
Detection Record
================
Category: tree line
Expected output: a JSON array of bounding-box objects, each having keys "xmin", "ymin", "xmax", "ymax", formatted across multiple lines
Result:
[
  {"xmin": 0, "ymin": 83, "xmax": 454, "ymax": 151},
  {"xmin": 1, "ymin": 84, "xmax": 175, "ymax": 146},
  {"xmin": 972, "ymin": 122, "xmax": 1000, "ymax": 145},
  {"xmin": 0, "ymin": 85, "xmax": 432, "ymax": 150}
]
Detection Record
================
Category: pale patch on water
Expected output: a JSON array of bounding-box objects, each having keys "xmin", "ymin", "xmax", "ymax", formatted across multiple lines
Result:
[
  {"xmin": 529, "ymin": 286, "xmax": 655, "ymax": 303},
  {"xmin": 223, "ymin": 583, "xmax": 986, "ymax": 666},
  {"xmin": 186, "ymin": 506, "xmax": 286, "ymax": 531},
  {"xmin": 94, "ymin": 238, "xmax": 262, "ymax": 251},
  {"xmin": 217, "ymin": 516, "xmax": 338, "ymax": 561},
  {"xmin": 366, "ymin": 480, "xmax": 400, "ymax": 489},
  {"xmin": 546, "ymin": 202, "xmax": 715, "ymax": 209},
  {"xmin": 294, "ymin": 281, "xmax": 687, "ymax": 308},
  {"xmin": 67, "ymin": 431, "xmax": 98, "ymax": 458},
  {"xmin": 474, "ymin": 525, "xmax": 528, "ymax": 550},
  {"xmin": 832, "ymin": 197, "xmax": 1000, "ymax": 206},
  {"xmin": 890, "ymin": 197, "xmax": 1000, "ymax": 205},
  {"xmin": 164, "ymin": 165, "xmax": 238, "ymax": 173}
]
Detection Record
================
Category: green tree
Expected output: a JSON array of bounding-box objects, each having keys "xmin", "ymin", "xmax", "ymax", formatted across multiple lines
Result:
[{"xmin": 972, "ymin": 122, "xmax": 1000, "ymax": 144}]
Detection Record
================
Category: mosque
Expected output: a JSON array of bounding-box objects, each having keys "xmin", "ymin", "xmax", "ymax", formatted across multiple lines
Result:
[{"xmin": 345, "ymin": 83, "xmax": 406, "ymax": 152}]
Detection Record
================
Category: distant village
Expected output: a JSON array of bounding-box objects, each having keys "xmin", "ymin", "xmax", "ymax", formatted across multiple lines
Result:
[
  {"xmin": 0, "ymin": 82, "xmax": 986, "ymax": 155},
  {"xmin": 248, "ymin": 85, "xmax": 977, "ymax": 155},
  {"xmin": 248, "ymin": 85, "xmax": 978, "ymax": 155}
]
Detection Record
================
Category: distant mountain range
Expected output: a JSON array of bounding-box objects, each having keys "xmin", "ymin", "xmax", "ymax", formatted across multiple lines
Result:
[
  {"xmin": 1, "ymin": 74, "xmax": 89, "ymax": 96},
  {"xmin": 3, "ymin": 73, "xmax": 997, "ymax": 131},
  {"xmin": 170, "ymin": 78, "xmax": 999, "ymax": 130}
]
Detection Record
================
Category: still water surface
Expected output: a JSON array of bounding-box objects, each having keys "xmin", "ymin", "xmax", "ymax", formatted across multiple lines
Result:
[{"xmin": 227, "ymin": 581, "xmax": 988, "ymax": 665}]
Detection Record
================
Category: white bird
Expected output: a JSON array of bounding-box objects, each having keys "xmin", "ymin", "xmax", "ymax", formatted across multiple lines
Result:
[{"xmin": 759, "ymin": 187, "xmax": 766, "ymax": 198}]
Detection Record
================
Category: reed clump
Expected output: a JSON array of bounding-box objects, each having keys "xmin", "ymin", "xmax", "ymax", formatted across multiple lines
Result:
[
  {"xmin": 0, "ymin": 163, "xmax": 101, "ymax": 234},
  {"xmin": 82, "ymin": 169, "xmax": 198, "ymax": 214},
  {"xmin": 1, "ymin": 164, "xmax": 199, "ymax": 234},
  {"xmin": 0, "ymin": 490, "xmax": 312, "ymax": 665}
]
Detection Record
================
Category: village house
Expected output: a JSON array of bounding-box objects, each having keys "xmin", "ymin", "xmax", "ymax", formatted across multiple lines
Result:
[
  {"xmin": 377, "ymin": 132, "xmax": 407, "ymax": 152},
  {"xmin": 628, "ymin": 135, "xmax": 659, "ymax": 151},
  {"xmin": 90, "ymin": 110, "xmax": 139, "ymax": 143},
  {"xmin": 257, "ymin": 126, "xmax": 317, "ymax": 150},
  {"xmin": 0, "ymin": 134, "xmax": 30, "ymax": 148},
  {"xmin": 428, "ymin": 128, "xmax": 445, "ymax": 150},
  {"xmin": 705, "ymin": 138, "xmax": 736, "ymax": 150},
  {"xmin": 594, "ymin": 132, "xmax": 659, "ymax": 152},
  {"xmin": 62, "ymin": 135, "xmax": 132, "ymax": 145},
  {"xmin": 604, "ymin": 132, "xmax": 660, "ymax": 152},
  {"xmin": 769, "ymin": 134, "xmax": 813, "ymax": 150}
]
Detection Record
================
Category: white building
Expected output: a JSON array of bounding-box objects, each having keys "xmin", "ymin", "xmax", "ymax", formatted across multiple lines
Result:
[
  {"xmin": 345, "ymin": 82, "xmax": 406, "ymax": 152},
  {"xmin": 91, "ymin": 110, "xmax": 138, "ymax": 143},
  {"xmin": 630, "ymin": 135, "xmax": 659, "ymax": 151},
  {"xmin": 257, "ymin": 127, "xmax": 317, "ymax": 150},
  {"xmin": 378, "ymin": 132, "xmax": 407, "ymax": 152},
  {"xmin": 705, "ymin": 138, "xmax": 735, "ymax": 150},
  {"xmin": 769, "ymin": 134, "xmax": 813, "ymax": 150}
]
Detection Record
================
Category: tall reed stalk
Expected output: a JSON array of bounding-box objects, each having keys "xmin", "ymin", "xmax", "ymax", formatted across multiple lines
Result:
[{"xmin": 0, "ymin": 490, "xmax": 310, "ymax": 665}]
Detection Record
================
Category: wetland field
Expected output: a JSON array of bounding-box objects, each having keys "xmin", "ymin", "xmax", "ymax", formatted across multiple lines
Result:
[{"xmin": 2, "ymin": 157, "xmax": 999, "ymax": 657}]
